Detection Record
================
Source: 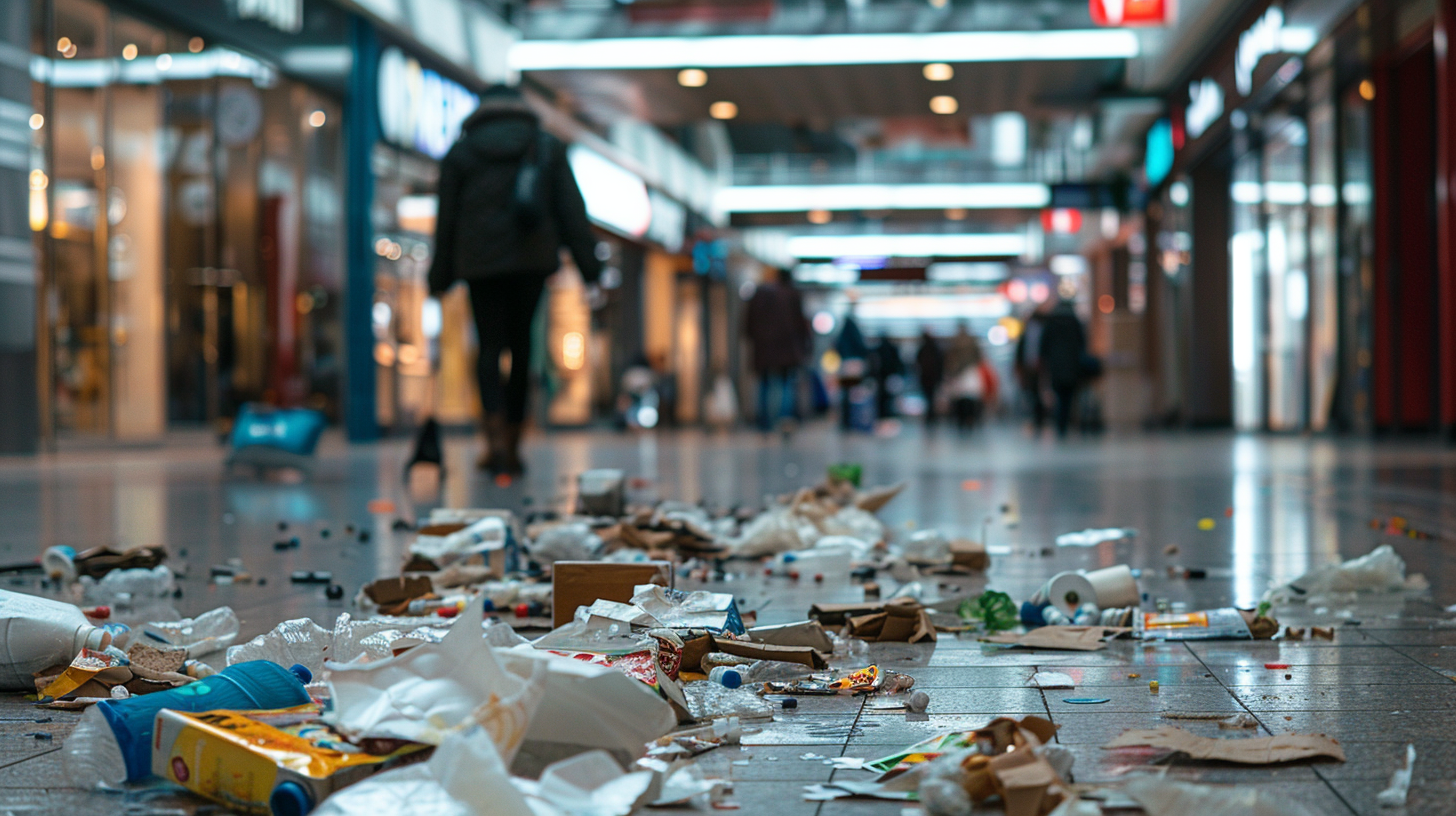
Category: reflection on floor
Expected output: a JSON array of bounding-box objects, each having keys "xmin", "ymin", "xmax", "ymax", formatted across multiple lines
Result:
[{"xmin": 2, "ymin": 424, "xmax": 1455, "ymax": 814}]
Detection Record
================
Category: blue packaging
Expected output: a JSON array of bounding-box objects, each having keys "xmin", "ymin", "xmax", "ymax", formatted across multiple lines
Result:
[
  {"xmin": 230, "ymin": 404, "xmax": 327, "ymax": 456},
  {"xmin": 96, "ymin": 660, "xmax": 312, "ymax": 781}
]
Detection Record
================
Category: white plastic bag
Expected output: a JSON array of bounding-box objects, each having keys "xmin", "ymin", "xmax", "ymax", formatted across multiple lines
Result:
[{"xmin": 1266, "ymin": 544, "xmax": 1426, "ymax": 604}]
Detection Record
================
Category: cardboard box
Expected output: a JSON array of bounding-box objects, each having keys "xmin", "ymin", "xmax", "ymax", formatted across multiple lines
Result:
[
  {"xmin": 551, "ymin": 561, "xmax": 673, "ymax": 628},
  {"xmin": 949, "ymin": 539, "xmax": 989, "ymax": 571}
]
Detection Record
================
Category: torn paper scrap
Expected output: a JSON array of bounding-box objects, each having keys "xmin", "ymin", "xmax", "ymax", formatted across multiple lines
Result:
[
  {"xmin": 1376, "ymin": 744, "xmax": 1415, "ymax": 807},
  {"xmin": 1028, "ymin": 672, "xmax": 1075, "ymax": 689},
  {"xmin": 1103, "ymin": 726, "xmax": 1345, "ymax": 764},
  {"xmin": 982, "ymin": 626, "xmax": 1131, "ymax": 651}
]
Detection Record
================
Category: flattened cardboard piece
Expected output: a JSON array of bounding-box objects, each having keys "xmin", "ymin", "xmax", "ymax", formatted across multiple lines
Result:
[
  {"xmin": 1102, "ymin": 725, "xmax": 1346, "ymax": 764},
  {"xmin": 948, "ymin": 539, "xmax": 990, "ymax": 572},
  {"xmin": 747, "ymin": 620, "xmax": 834, "ymax": 652},
  {"xmin": 809, "ymin": 601, "xmax": 888, "ymax": 627},
  {"xmin": 680, "ymin": 635, "xmax": 713, "ymax": 674},
  {"xmin": 707, "ymin": 636, "xmax": 828, "ymax": 670},
  {"xmin": 551, "ymin": 561, "xmax": 672, "ymax": 629},
  {"xmin": 982, "ymin": 626, "xmax": 1130, "ymax": 651},
  {"xmin": 855, "ymin": 482, "xmax": 906, "ymax": 513}
]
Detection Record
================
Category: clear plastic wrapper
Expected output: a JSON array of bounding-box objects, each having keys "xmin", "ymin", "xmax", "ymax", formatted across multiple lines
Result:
[
  {"xmin": 226, "ymin": 617, "xmax": 331, "ymax": 673},
  {"xmin": 529, "ymin": 523, "xmax": 602, "ymax": 567},
  {"xmin": 680, "ymin": 680, "xmax": 775, "ymax": 722},
  {"xmin": 142, "ymin": 606, "xmax": 239, "ymax": 659},
  {"xmin": 900, "ymin": 529, "xmax": 951, "ymax": 564},
  {"xmin": 740, "ymin": 659, "xmax": 814, "ymax": 684},
  {"xmin": 1265, "ymin": 544, "xmax": 1427, "ymax": 605},
  {"xmin": 331, "ymin": 613, "xmax": 451, "ymax": 664}
]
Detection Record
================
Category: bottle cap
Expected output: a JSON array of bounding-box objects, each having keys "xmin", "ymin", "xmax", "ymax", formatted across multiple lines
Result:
[
  {"xmin": 269, "ymin": 781, "xmax": 314, "ymax": 816},
  {"xmin": 288, "ymin": 664, "xmax": 313, "ymax": 684}
]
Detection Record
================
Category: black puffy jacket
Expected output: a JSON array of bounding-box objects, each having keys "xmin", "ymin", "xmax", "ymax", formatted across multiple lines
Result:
[{"xmin": 427, "ymin": 92, "xmax": 602, "ymax": 292}]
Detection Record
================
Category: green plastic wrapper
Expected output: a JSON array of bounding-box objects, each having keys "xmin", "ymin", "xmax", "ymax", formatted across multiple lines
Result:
[
  {"xmin": 827, "ymin": 462, "xmax": 863, "ymax": 488},
  {"xmin": 957, "ymin": 590, "xmax": 1018, "ymax": 632}
]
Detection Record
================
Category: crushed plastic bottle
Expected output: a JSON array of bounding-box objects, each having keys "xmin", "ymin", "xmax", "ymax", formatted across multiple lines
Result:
[
  {"xmin": 682, "ymin": 680, "xmax": 776, "ymax": 721},
  {"xmin": 63, "ymin": 660, "xmax": 313, "ymax": 786},
  {"xmin": 225, "ymin": 618, "xmax": 331, "ymax": 675},
  {"xmin": 701, "ymin": 652, "xmax": 755, "ymax": 672},
  {"xmin": 740, "ymin": 660, "xmax": 815, "ymax": 684},
  {"xmin": 78, "ymin": 566, "xmax": 176, "ymax": 611},
  {"xmin": 142, "ymin": 606, "xmax": 240, "ymax": 658},
  {"xmin": 0, "ymin": 589, "xmax": 111, "ymax": 690}
]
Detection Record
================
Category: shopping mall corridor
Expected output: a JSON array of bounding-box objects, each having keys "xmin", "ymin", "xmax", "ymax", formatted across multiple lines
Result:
[{"xmin": 0, "ymin": 425, "xmax": 1455, "ymax": 813}]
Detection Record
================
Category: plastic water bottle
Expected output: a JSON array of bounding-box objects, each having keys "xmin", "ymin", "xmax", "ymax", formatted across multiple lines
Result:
[
  {"xmin": 741, "ymin": 660, "xmax": 814, "ymax": 684},
  {"xmin": 709, "ymin": 666, "xmax": 742, "ymax": 689},
  {"xmin": 62, "ymin": 660, "xmax": 312, "ymax": 786},
  {"xmin": 42, "ymin": 546, "xmax": 77, "ymax": 583},
  {"xmin": 0, "ymin": 589, "xmax": 111, "ymax": 690}
]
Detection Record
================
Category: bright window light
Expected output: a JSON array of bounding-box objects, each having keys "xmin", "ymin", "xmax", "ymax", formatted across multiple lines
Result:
[
  {"xmin": 716, "ymin": 183, "xmax": 1050, "ymax": 213},
  {"xmin": 1049, "ymin": 254, "xmax": 1089, "ymax": 276},
  {"xmin": 990, "ymin": 112, "xmax": 1026, "ymax": 167},
  {"xmin": 786, "ymin": 233, "xmax": 1026, "ymax": 258},
  {"xmin": 568, "ymin": 145, "xmax": 652, "ymax": 237},
  {"xmin": 510, "ymin": 30, "xmax": 1139, "ymax": 71},
  {"xmin": 926, "ymin": 262, "xmax": 1008, "ymax": 282}
]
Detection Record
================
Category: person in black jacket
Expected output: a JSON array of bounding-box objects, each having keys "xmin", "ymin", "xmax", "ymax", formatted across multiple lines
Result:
[
  {"xmin": 428, "ymin": 85, "xmax": 601, "ymax": 476},
  {"xmin": 1038, "ymin": 299, "xmax": 1087, "ymax": 438}
]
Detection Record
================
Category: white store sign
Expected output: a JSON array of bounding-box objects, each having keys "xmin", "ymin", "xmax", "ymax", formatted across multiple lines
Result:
[{"xmin": 377, "ymin": 47, "xmax": 478, "ymax": 160}]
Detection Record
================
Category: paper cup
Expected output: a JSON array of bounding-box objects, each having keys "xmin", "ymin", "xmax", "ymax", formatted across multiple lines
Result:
[{"xmin": 1086, "ymin": 564, "xmax": 1140, "ymax": 609}]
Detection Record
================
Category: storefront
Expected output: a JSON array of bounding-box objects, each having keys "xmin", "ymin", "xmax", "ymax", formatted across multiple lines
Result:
[
  {"xmin": 1148, "ymin": 0, "xmax": 1373, "ymax": 432},
  {"xmin": 28, "ymin": 0, "xmax": 352, "ymax": 442}
]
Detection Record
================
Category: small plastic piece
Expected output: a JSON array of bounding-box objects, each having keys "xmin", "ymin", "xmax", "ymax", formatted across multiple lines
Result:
[
  {"xmin": 781, "ymin": 698, "xmax": 798, "ymax": 710},
  {"xmin": 1264, "ymin": 663, "xmax": 1290, "ymax": 670},
  {"xmin": 709, "ymin": 666, "xmax": 743, "ymax": 689},
  {"xmin": 1149, "ymin": 681, "xmax": 1159, "ymax": 693},
  {"xmin": 325, "ymin": 584, "xmax": 345, "ymax": 600},
  {"xmin": 271, "ymin": 780, "xmax": 313, "ymax": 816}
]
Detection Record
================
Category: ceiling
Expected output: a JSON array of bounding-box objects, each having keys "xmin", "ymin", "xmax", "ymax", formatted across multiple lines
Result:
[{"xmin": 528, "ymin": 58, "xmax": 1124, "ymax": 127}]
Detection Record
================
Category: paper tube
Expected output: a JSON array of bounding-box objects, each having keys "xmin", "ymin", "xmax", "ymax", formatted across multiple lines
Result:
[
  {"xmin": 1086, "ymin": 565, "xmax": 1139, "ymax": 609},
  {"xmin": 1044, "ymin": 572, "xmax": 1097, "ymax": 616}
]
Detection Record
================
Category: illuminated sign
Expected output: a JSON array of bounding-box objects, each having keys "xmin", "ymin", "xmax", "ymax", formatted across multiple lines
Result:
[
  {"xmin": 1234, "ymin": 6, "xmax": 1316, "ymax": 96},
  {"xmin": 567, "ymin": 145, "xmax": 652, "ymax": 238},
  {"xmin": 1145, "ymin": 118, "xmax": 1173, "ymax": 187},
  {"xmin": 232, "ymin": 0, "xmax": 303, "ymax": 33},
  {"xmin": 377, "ymin": 47, "xmax": 479, "ymax": 160},
  {"xmin": 1185, "ymin": 77, "xmax": 1224, "ymax": 139},
  {"xmin": 1089, "ymin": 0, "xmax": 1169, "ymax": 27},
  {"xmin": 1041, "ymin": 208, "xmax": 1083, "ymax": 234}
]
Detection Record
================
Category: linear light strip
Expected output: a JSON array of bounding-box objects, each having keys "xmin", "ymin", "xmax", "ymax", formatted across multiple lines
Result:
[
  {"xmin": 510, "ymin": 29, "xmax": 1139, "ymax": 71},
  {"xmin": 717, "ymin": 183, "xmax": 1050, "ymax": 213},
  {"xmin": 786, "ymin": 233, "xmax": 1027, "ymax": 258}
]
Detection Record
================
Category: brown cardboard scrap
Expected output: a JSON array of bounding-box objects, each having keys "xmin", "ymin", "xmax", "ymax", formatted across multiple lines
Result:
[
  {"xmin": 981, "ymin": 626, "xmax": 1130, "ymax": 651},
  {"xmin": 845, "ymin": 600, "xmax": 937, "ymax": 643},
  {"xmin": 1102, "ymin": 725, "xmax": 1345, "ymax": 764},
  {"xmin": 362, "ymin": 576, "xmax": 436, "ymax": 615},
  {"xmin": 948, "ymin": 539, "xmax": 990, "ymax": 572},
  {"xmin": 747, "ymin": 620, "xmax": 834, "ymax": 652},
  {"xmin": 961, "ymin": 716, "xmax": 1066, "ymax": 816},
  {"xmin": 550, "ymin": 561, "xmax": 673, "ymax": 628},
  {"xmin": 855, "ymin": 482, "xmax": 907, "ymax": 513},
  {"xmin": 706, "ymin": 636, "xmax": 828, "ymax": 670},
  {"xmin": 808, "ymin": 601, "xmax": 891, "ymax": 627}
]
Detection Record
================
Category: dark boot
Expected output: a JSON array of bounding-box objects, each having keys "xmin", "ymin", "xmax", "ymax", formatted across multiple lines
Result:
[
  {"xmin": 500, "ymin": 421, "xmax": 527, "ymax": 476},
  {"xmin": 405, "ymin": 417, "xmax": 445, "ymax": 478},
  {"xmin": 477, "ymin": 413, "xmax": 508, "ymax": 472}
]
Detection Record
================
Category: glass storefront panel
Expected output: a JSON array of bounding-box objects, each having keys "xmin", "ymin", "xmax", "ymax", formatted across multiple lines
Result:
[
  {"xmin": 1338, "ymin": 84, "xmax": 1374, "ymax": 432},
  {"xmin": 1307, "ymin": 65, "xmax": 1339, "ymax": 431},
  {"xmin": 1262, "ymin": 111, "xmax": 1309, "ymax": 431},
  {"xmin": 1230, "ymin": 132, "xmax": 1265, "ymax": 431},
  {"xmin": 33, "ymin": 0, "xmax": 344, "ymax": 440}
]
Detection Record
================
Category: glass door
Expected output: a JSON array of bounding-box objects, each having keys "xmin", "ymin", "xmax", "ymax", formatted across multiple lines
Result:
[{"xmin": 1262, "ymin": 112, "xmax": 1310, "ymax": 431}]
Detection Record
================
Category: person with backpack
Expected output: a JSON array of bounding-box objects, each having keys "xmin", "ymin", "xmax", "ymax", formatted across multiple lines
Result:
[{"xmin": 428, "ymin": 85, "xmax": 601, "ymax": 476}]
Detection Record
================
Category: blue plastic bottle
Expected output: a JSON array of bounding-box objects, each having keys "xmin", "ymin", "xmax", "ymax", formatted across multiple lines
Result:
[{"xmin": 63, "ymin": 660, "xmax": 312, "ymax": 786}]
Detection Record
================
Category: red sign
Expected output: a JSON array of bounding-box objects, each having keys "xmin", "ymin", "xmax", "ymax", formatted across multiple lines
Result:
[
  {"xmin": 1089, "ymin": 0, "xmax": 1169, "ymax": 27},
  {"xmin": 1041, "ymin": 208, "xmax": 1084, "ymax": 235}
]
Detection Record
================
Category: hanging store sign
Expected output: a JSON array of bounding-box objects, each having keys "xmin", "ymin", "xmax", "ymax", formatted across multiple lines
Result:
[
  {"xmin": 1234, "ymin": 6, "xmax": 1315, "ymax": 96},
  {"xmin": 232, "ymin": 0, "xmax": 303, "ymax": 33},
  {"xmin": 1089, "ymin": 0, "xmax": 1169, "ymax": 27},
  {"xmin": 568, "ymin": 145, "xmax": 653, "ymax": 238},
  {"xmin": 377, "ymin": 47, "xmax": 479, "ymax": 160},
  {"xmin": 1185, "ymin": 77, "xmax": 1224, "ymax": 139}
]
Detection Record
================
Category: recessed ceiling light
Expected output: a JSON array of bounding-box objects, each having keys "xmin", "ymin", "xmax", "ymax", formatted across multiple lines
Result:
[
  {"xmin": 807, "ymin": 209, "xmax": 831, "ymax": 224},
  {"xmin": 929, "ymin": 95, "xmax": 959, "ymax": 114},
  {"xmin": 678, "ymin": 68, "xmax": 707, "ymax": 87},
  {"xmin": 709, "ymin": 101, "xmax": 738, "ymax": 120},
  {"xmin": 189, "ymin": 37, "xmax": 205, "ymax": 53},
  {"xmin": 945, "ymin": 207, "xmax": 967, "ymax": 220},
  {"xmin": 308, "ymin": 110, "xmax": 327, "ymax": 128},
  {"xmin": 923, "ymin": 63, "xmax": 953, "ymax": 81},
  {"xmin": 121, "ymin": 43, "xmax": 138, "ymax": 60}
]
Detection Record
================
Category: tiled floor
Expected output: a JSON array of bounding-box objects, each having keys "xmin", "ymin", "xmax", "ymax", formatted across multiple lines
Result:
[{"xmin": 3, "ymin": 424, "xmax": 1456, "ymax": 814}]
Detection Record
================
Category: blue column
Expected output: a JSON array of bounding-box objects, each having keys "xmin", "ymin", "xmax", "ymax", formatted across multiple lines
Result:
[{"xmin": 344, "ymin": 17, "xmax": 379, "ymax": 442}]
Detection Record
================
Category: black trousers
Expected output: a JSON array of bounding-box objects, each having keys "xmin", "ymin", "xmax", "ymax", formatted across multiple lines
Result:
[
  {"xmin": 1053, "ymin": 384, "xmax": 1078, "ymax": 438},
  {"xmin": 468, "ymin": 275, "xmax": 546, "ymax": 424}
]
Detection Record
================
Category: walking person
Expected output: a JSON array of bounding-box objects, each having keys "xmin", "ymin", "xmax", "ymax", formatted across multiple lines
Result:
[
  {"xmin": 834, "ymin": 306, "xmax": 871, "ymax": 431},
  {"xmin": 943, "ymin": 322, "xmax": 985, "ymax": 429},
  {"xmin": 1015, "ymin": 304, "xmax": 1049, "ymax": 431},
  {"xmin": 428, "ymin": 85, "xmax": 602, "ymax": 476},
  {"xmin": 914, "ymin": 329, "xmax": 944, "ymax": 425},
  {"xmin": 871, "ymin": 334, "xmax": 905, "ymax": 421},
  {"xmin": 1038, "ymin": 298, "xmax": 1087, "ymax": 438},
  {"xmin": 743, "ymin": 270, "xmax": 811, "ymax": 435}
]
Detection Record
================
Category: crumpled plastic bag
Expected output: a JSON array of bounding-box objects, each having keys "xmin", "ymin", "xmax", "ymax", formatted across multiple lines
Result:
[
  {"xmin": 730, "ymin": 495, "xmax": 886, "ymax": 558},
  {"xmin": 325, "ymin": 602, "xmax": 546, "ymax": 760},
  {"xmin": 901, "ymin": 529, "xmax": 951, "ymax": 564},
  {"xmin": 1055, "ymin": 527, "xmax": 1137, "ymax": 547},
  {"xmin": 515, "ymin": 750, "xmax": 655, "ymax": 816},
  {"xmin": 331, "ymin": 613, "xmax": 452, "ymax": 663},
  {"xmin": 312, "ymin": 725, "xmax": 532, "ymax": 816},
  {"xmin": 1265, "ymin": 545, "xmax": 1428, "ymax": 604},
  {"xmin": 530, "ymin": 523, "xmax": 603, "ymax": 567}
]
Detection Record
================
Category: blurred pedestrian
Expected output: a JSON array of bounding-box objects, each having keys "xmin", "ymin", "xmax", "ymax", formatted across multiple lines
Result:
[
  {"xmin": 871, "ymin": 334, "xmax": 905, "ymax": 420},
  {"xmin": 943, "ymin": 322, "xmax": 985, "ymax": 429},
  {"xmin": 1038, "ymin": 299, "xmax": 1087, "ymax": 438},
  {"xmin": 914, "ymin": 330, "xmax": 944, "ymax": 425},
  {"xmin": 834, "ymin": 306, "xmax": 871, "ymax": 431},
  {"xmin": 743, "ymin": 270, "xmax": 811, "ymax": 435},
  {"xmin": 1015, "ymin": 304, "xmax": 1050, "ymax": 431},
  {"xmin": 428, "ymin": 85, "xmax": 602, "ymax": 476}
]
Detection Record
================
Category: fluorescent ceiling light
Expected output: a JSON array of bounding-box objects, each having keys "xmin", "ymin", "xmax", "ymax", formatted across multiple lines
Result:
[
  {"xmin": 1049, "ymin": 254, "xmax": 1089, "ymax": 276},
  {"xmin": 717, "ymin": 183, "xmax": 1050, "ymax": 213},
  {"xmin": 510, "ymin": 29, "xmax": 1139, "ymax": 71},
  {"xmin": 926, "ymin": 262, "xmax": 1009, "ymax": 282},
  {"xmin": 787, "ymin": 233, "xmax": 1026, "ymax": 258}
]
